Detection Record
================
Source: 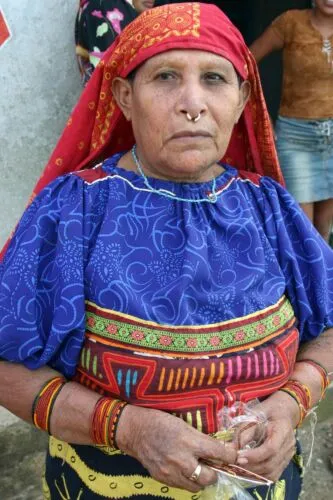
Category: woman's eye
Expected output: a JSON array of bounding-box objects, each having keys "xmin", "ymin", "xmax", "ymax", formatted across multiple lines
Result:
[
  {"xmin": 156, "ymin": 72, "xmax": 176, "ymax": 81},
  {"xmin": 204, "ymin": 72, "xmax": 225, "ymax": 83}
]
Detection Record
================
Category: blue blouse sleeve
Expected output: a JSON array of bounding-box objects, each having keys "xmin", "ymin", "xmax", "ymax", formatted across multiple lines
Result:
[
  {"xmin": 0, "ymin": 174, "xmax": 89, "ymax": 377},
  {"xmin": 258, "ymin": 176, "xmax": 333, "ymax": 342}
]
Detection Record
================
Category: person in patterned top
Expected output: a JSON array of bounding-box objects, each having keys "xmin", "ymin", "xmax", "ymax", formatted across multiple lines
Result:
[{"xmin": 75, "ymin": 0, "xmax": 154, "ymax": 85}]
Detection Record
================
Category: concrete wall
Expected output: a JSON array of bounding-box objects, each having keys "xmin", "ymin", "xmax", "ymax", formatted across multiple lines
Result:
[
  {"xmin": 0, "ymin": 0, "xmax": 81, "ymax": 248},
  {"xmin": 0, "ymin": 0, "xmax": 81, "ymax": 425}
]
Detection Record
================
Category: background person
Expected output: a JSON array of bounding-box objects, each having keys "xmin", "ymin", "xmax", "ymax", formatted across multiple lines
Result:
[
  {"xmin": 75, "ymin": 0, "xmax": 154, "ymax": 85},
  {"xmin": 250, "ymin": 0, "xmax": 333, "ymax": 242},
  {"xmin": 1, "ymin": 4, "xmax": 333, "ymax": 499}
]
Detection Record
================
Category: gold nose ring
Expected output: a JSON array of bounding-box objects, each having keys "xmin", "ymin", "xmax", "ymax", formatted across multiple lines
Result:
[{"xmin": 186, "ymin": 112, "xmax": 201, "ymax": 122}]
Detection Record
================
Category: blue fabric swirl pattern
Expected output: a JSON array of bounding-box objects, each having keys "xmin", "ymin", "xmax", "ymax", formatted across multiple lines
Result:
[{"xmin": 1, "ymin": 153, "xmax": 333, "ymax": 377}]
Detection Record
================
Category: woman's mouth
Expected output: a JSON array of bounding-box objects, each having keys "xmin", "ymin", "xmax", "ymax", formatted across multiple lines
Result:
[{"xmin": 172, "ymin": 130, "xmax": 212, "ymax": 139}]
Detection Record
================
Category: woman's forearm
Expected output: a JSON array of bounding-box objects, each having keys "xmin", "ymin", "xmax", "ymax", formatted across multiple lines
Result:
[
  {"xmin": 0, "ymin": 361, "xmax": 100, "ymax": 444},
  {"xmin": 249, "ymin": 26, "xmax": 284, "ymax": 63},
  {"xmin": 284, "ymin": 327, "xmax": 333, "ymax": 411},
  {"xmin": 296, "ymin": 327, "xmax": 333, "ymax": 378},
  {"xmin": 0, "ymin": 361, "xmax": 240, "ymax": 492},
  {"xmin": 269, "ymin": 327, "xmax": 333, "ymax": 423}
]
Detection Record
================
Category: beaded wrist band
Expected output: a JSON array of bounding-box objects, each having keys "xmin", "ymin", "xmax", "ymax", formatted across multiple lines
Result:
[
  {"xmin": 90, "ymin": 397, "xmax": 128, "ymax": 449},
  {"xmin": 279, "ymin": 379, "xmax": 312, "ymax": 427},
  {"xmin": 32, "ymin": 376, "xmax": 67, "ymax": 434},
  {"xmin": 297, "ymin": 359, "xmax": 330, "ymax": 400}
]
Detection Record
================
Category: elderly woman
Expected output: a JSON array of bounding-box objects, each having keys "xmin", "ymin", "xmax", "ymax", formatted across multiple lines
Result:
[{"xmin": 0, "ymin": 4, "xmax": 333, "ymax": 500}]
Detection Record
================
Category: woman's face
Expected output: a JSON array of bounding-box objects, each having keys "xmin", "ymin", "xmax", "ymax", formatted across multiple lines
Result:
[
  {"xmin": 113, "ymin": 49, "xmax": 250, "ymax": 182},
  {"xmin": 315, "ymin": 0, "xmax": 333, "ymax": 16}
]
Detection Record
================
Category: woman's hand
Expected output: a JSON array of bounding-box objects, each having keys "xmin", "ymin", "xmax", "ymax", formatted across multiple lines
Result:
[
  {"xmin": 116, "ymin": 405, "xmax": 238, "ymax": 493},
  {"xmin": 236, "ymin": 391, "xmax": 299, "ymax": 482}
]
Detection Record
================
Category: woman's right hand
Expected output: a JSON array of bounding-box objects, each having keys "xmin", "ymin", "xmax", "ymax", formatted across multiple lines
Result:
[{"xmin": 116, "ymin": 405, "xmax": 238, "ymax": 493}]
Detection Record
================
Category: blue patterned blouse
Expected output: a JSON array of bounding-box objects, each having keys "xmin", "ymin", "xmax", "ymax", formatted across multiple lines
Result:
[{"xmin": 1, "ymin": 153, "xmax": 333, "ymax": 377}]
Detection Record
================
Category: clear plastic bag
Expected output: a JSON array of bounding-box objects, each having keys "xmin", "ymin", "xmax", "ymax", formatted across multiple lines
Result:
[
  {"xmin": 202, "ymin": 474, "xmax": 253, "ymax": 500},
  {"xmin": 202, "ymin": 400, "xmax": 273, "ymax": 500}
]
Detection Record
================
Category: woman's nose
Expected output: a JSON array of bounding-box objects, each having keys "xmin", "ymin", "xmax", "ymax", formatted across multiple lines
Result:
[
  {"xmin": 180, "ymin": 105, "xmax": 207, "ymax": 121},
  {"xmin": 177, "ymin": 80, "xmax": 208, "ymax": 121}
]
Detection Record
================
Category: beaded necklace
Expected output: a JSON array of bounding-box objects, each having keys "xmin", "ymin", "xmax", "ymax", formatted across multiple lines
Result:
[
  {"xmin": 311, "ymin": 6, "xmax": 333, "ymax": 72},
  {"xmin": 322, "ymin": 38, "xmax": 333, "ymax": 72},
  {"xmin": 131, "ymin": 145, "xmax": 218, "ymax": 204}
]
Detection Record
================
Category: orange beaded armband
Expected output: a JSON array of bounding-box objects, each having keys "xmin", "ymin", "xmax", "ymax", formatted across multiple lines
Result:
[
  {"xmin": 297, "ymin": 359, "xmax": 330, "ymax": 400},
  {"xmin": 32, "ymin": 376, "xmax": 67, "ymax": 434},
  {"xmin": 279, "ymin": 379, "xmax": 312, "ymax": 427},
  {"xmin": 90, "ymin": 397, "xmax": 127, "ymax": 449}
]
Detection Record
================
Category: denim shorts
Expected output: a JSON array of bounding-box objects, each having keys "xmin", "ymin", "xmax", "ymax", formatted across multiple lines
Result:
[{"xmin": 275, "ymin": 116, "xmax": 333, "ymax": 203}]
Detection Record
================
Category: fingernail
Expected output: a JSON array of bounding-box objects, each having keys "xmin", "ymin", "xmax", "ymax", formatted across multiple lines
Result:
[{"xmin": 237, "ymin": 457, "xmax": 249, "ymax": 465}]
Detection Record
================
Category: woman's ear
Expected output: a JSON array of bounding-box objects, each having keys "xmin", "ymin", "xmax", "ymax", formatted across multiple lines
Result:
[
  {"xmin": 112, "ymin": 77, "xmax": 133, "ymax": 121},
  {"xmin": 235, "ymin": 80, "xmax": 251, "ymax": 123}
]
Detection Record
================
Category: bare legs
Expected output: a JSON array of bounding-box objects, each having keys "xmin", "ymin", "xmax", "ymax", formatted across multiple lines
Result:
[
  {"xmin": 300, "ymin": 199, "xmax": 333, "ymax": 243},
  {"xmin": 300, "ymin": 202, "xmax": 314, "ymax": 223},
  {"xmin": 314, "ymin": 199, "xmax": 333, "ymax": 242}
]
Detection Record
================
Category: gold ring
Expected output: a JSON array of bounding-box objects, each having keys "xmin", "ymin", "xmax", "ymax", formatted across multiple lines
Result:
[{"xmin": 189, "ymin": 463, "xmax": 202, "ymax": 482}]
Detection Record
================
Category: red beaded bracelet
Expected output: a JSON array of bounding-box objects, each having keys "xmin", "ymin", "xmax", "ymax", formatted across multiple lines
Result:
[
  {"xmin": 279, "ymin": 379, "xmax": 311, "ymax": 427},
  {"xmin": 297, "ymin": 359, "xmax": 330, "ymax": 400},
  {"xmin": 90, "ymin": 397, "xmax": 127, "ymax": 449},
  {"xmin": 32, "ymin": 376, "xmax": 67, "ymax": 434}
]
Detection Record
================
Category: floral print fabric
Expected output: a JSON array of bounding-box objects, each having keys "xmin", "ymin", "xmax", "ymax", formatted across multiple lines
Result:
[{"xmin": 75, "ymin": 0, "xmax": 137, "ymax": 84}]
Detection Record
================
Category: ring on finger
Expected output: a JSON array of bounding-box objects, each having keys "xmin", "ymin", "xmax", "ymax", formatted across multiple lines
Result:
[{"xmin": 189, "ymin": 464, "xmax": 202, "ymax": 482}]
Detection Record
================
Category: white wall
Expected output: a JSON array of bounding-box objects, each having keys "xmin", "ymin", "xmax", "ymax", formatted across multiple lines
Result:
[{"xmin": 0, "ymin": 0, "xmax": 81, "ymax": 246}]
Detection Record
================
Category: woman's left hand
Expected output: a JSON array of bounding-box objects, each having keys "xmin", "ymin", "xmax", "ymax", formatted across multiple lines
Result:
[{"xmin": 236, "ymin": 391, "xmax": 299, "ymax": 482}]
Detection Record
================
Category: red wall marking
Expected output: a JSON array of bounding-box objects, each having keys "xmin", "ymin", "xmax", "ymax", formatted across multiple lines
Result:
[{"xmin": 0, "ymin": 8, "xmax": 11, "ymax": 48}]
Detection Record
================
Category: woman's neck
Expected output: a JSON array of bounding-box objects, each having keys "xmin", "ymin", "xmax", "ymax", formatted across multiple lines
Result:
[
  {"xmin": 119, "ymin": 149, "xmax": 224, "ymax": 184},
  {"xmin": 312, "ymin": 8, "xmax": 333, "ymax": 36}
]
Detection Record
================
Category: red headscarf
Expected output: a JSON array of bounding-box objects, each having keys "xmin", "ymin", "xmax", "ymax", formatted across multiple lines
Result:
[
  {"xmin": 1, "ymin": 3, "xmax": 283, "ymax": 258},
  {"xmin": 34, "ymin": 2, "xmax": 282, "ymax": 192}
]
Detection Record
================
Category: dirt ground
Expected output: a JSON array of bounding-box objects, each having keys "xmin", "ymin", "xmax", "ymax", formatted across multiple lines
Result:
[
  {"xmin": 298, "ymin": 389, "xmax": 333, "ymax": 500},
  {"xmin": 299, "ymin": 420, "xmax": 333, "ymax": 500}
]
